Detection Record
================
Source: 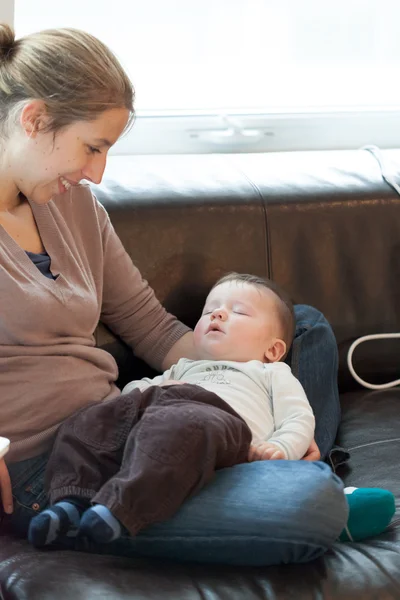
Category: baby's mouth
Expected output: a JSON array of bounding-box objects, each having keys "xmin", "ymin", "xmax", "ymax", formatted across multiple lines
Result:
[{"xmin": 206, "ymin": 323, "xmax": 224, "ymax": 334}]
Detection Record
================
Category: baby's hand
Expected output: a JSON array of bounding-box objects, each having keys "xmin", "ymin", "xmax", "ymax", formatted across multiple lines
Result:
[
  {"xmin": 158, "ymin": 380, "xmax": 184, "ymax": 387},
  {"xmin": 248, "ymin": 442, "xmax": 285, "ymax": 461}
]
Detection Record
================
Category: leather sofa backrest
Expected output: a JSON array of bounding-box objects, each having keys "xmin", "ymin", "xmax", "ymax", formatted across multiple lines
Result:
[{"xmin": 92, "ymin": 150, "xmax": 400, "ymax": 390}]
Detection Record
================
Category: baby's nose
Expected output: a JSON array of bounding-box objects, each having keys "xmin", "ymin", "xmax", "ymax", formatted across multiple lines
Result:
[{"xmin": 211, "ymin": 309, "xmax": 227, "ymax": 321}]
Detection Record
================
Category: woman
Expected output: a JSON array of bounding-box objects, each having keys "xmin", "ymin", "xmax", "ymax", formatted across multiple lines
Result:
[{"xmin": 0, "ymin": 23, "xmax": 347, "ymax": 565}]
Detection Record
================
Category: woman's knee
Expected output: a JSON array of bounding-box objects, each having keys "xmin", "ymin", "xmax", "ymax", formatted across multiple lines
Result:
[
  {"xmin": 213, "ymin": 461, "xmax": 347, "ymax": 565},
  {"xmin": 242, "ymin": 461, "xmax": 347, "ymax": 564},
  {"xmin": 120, "ymin": 461, "xmax": 347, "ymax": 566},
  {"xmin": 307, "ymin": 461, "xmax": 348, "ymax": 537}
]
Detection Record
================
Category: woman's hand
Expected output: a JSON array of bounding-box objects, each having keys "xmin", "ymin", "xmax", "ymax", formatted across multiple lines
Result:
[
  {"xmin": 301, "ymin": 439, "xmax": 321, "ymax": 461},
  {"xmin": 0, "ymin": 459, "xmax": 13, "ymax": 514}
]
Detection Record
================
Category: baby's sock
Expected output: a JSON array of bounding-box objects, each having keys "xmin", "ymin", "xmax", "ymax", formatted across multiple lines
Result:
[
  {"xmin": 28, "ymin": 498, "xmax": 87, "ymax": 548},
  {"xmin": 79, "ymin": 505, "xmax": 124, "ymax": 543},
  {"xmin": 339, "ymin": 486, "xmax": 395, "ymax": 542}
]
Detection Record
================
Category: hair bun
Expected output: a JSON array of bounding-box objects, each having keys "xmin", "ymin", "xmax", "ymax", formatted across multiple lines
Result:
[{"xmin": 0, "ymin": 23, "xmax": 16, "ymax": 61}]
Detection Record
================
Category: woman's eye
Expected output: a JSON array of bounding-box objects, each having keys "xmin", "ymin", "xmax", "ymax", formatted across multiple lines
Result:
[{"xmin": 88, "ymin": 146, "xmax": 101, "ymax": 154}]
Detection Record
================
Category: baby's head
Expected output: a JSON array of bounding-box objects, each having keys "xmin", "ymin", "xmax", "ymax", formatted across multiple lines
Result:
[{"xmin": 194, "ymin": 273, "xmax": 295, "ymax": 363}]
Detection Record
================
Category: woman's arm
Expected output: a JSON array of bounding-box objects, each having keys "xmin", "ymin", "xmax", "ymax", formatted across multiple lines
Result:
[
  {"xmin": 96, "ymin": 199, "xmax": 192, "ymax": 372},
  {"xmin": 161, "ymin": 331, "xmax": 197, "ymax": 370},
  {"xmin": 0, "ymin": 459, "xmax": 13, "ymax": 514},
  {"xmin": 301, "ymin": 439, "xmax": 321, "ymax": 461}
]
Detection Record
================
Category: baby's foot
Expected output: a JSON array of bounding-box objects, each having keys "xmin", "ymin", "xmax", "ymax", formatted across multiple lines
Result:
[
  {"xmin": 79, "ymin": 505, "xmax": 125, "ymax": 543},
  {"xmin": 28, "ymin": 500, "xmax": 85, "ymax": 548}
]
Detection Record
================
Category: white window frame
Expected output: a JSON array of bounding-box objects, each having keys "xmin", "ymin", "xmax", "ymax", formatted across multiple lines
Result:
[
  {"xmin": 113, "ymin": 109, "xmax": 400, "ymax": 156},
  {"xmin": 3, "ymin": 0, "xmax": 400, "ymax": 155}
]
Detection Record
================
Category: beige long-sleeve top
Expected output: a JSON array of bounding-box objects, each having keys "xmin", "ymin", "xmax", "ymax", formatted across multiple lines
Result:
[
  {"xmin": 123, "ymin": 359, "xmax": 315, "ymax": 460},
  {"xmin": 0, "ymin": 184, "xmax": 190, "ymax": 463}
]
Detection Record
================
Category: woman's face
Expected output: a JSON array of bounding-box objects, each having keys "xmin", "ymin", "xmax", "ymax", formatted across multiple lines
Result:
[{"xmin": 15, "ymin": 106, "xmax": 129, "ymax": 204}]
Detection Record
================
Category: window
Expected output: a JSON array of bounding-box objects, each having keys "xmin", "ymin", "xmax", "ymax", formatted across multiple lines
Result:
[{"xmin": 2, "ymin": 0, "xmax": 400, "ymax": 154}]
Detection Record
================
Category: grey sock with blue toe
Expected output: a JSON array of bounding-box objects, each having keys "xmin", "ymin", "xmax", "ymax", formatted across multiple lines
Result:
[
  {"xmin": 79, "ymin": 505, "xmax": 123, "ymax": 543},
  {"xmin": 28, "ymin": 499, "xmax": 86, "ymax": 548}
]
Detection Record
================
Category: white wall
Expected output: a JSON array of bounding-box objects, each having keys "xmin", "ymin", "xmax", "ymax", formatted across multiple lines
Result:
[{"xmin": 0, "ymin": 0, "xmax": 14, "ymax": 26}]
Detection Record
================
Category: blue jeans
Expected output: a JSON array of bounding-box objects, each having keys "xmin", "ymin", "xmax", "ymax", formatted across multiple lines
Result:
[
  {"xmin": 287, "ymin": 304, "xmax": 341, "ymax": 459},
  {"xmin": 4, "ymin": 305, "xmax": 347, "ymax": 566}
]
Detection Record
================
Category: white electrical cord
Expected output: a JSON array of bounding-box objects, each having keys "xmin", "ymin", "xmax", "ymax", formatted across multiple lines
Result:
[
  {"xmin": 346, "ymin": 147, "xmax": 400, "ymax": 390},
  {"xmin": 362, "ymin": 145, "xmax": 400, "ymax": 195},
  {"xmin": 347, "ymin": 334, "xmax": 400, "ymax": 390}
]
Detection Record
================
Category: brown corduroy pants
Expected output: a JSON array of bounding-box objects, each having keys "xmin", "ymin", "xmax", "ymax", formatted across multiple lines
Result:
[{"xmin": 46, "ymin": 383, "xmax": 252, "ymax": 535}]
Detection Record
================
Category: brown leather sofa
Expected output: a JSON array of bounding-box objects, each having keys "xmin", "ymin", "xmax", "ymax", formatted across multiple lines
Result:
[{"xmin": 1, "ymin": 149, "xmax": 399, "ymax": 599}]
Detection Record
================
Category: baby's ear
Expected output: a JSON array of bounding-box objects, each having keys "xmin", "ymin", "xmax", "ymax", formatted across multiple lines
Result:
[{"xmin": 264, "ymin": 339, "xmax": 286, "ymax": 363}]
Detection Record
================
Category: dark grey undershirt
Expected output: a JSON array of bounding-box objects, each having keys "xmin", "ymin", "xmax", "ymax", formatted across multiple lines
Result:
[{"xmin": 25, "ymin": 250, "xmax": 56, "ymax": 280}]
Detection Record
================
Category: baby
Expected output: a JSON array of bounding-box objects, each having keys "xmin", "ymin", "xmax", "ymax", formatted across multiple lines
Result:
[
  {"xmin": 28, "ymin": 273, "xmax": 395, "ymax": 548},
  {"xmin": 123, "ymin": 272, "xmax": 314, "ymax": 462}
]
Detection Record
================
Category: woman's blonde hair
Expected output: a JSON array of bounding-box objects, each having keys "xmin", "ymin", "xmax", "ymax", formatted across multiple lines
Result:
[{"xmin": 0, "ymin": 23, "xmax": 134, "ymax": 136}]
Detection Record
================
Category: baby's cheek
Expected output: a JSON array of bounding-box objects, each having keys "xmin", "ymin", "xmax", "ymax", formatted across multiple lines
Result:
[{"xmin": 193, "ymin": 322, "xmax": 204, "ymax": 346}]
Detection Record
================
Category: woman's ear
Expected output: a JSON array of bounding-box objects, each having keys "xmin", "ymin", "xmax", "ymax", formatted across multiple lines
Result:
[
  {"xmin": 20, "ymin": 100, "xmax": 48, "ymax": 137},
  {"xmin": 264, "ymin": 338, "xmax": 287, "ymax": 363}
]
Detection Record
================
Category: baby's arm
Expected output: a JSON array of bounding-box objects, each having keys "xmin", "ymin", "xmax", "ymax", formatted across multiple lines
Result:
[
  {"xmin": 250, "ymin": 366, "xmax": 315, "ymax": 461},
  {"xmin": 122, "ymin": 367, "xmax": 174, "ymax": 394}
]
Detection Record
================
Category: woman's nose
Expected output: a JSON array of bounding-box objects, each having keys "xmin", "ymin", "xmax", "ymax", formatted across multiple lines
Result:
[{"xmin": 82, "ymin": 155, "xmax": 107, "ymax": 185}]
